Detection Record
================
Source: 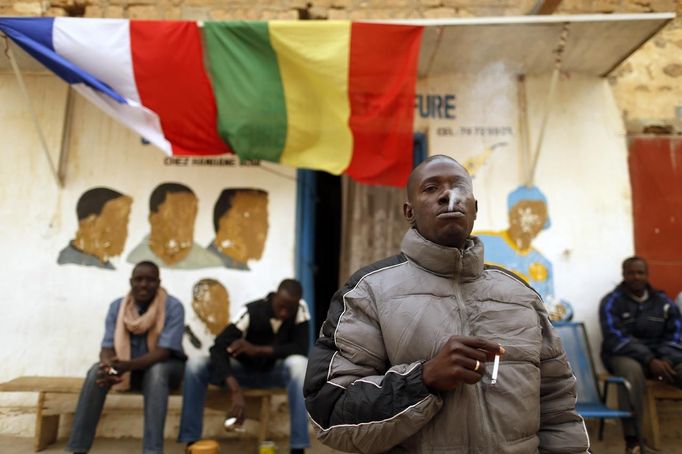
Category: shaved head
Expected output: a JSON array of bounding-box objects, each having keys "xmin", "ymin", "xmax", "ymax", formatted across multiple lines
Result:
[{"xmin": 407, "ymin": 155, "xmax": 468, "ymax": 201}]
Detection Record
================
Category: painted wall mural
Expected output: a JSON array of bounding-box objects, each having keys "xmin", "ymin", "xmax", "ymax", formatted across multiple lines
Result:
[
  {"xmin": 192, "ymin": 278, "xmax": 230, "ymax": 335},
  {"xmin": 475, "ymin": 185, "xmax": 554, "ymax": 301},
  {"xmin": 207, "ymin": 189, "xmax": 269, "ymax": 271},
  {"xmin": 57, "ymin": 187, "xmax": 133, "ymax": 270},
  {"xmin": 127, "ymin": 182, "xmax": 221, "ymax": 269},
  {"xmin": 58, "ymin": 184, "xmax": 270, "ymax": 271}
]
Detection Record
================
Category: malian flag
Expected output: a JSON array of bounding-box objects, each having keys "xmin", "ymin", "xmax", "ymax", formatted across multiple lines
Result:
[{"xmin": 0, "ymin": 18, "xmax": 423, "ymax": 186}]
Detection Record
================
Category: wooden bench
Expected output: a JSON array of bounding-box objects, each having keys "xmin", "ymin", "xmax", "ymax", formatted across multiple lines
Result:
[
  {"xmin": 642, "ymin": 379, "xmax": 682, "ymax": 450},
  {"xmin": 0, "ymin": 376, "xmax": 286, "ymax": 452}
]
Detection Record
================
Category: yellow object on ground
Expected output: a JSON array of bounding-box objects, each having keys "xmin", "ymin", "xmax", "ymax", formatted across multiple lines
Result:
[{"xmin": 187, "ymin": 439, "xmax": 220, "ymax": 454}]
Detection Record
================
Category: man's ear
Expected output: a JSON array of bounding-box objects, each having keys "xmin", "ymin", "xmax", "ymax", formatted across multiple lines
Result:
[
  {"xmin": 474, "ymin": 200, "xmax": 478, "ymax": 220},
  {"xmin": 403, "ymin": 201, "xmax": 414, "ymax": 224}
]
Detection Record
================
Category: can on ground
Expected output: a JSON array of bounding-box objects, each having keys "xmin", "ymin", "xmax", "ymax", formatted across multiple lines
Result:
[{"xmin": 259, "ymin": 441, "xmax": 277, "ymax": 454}]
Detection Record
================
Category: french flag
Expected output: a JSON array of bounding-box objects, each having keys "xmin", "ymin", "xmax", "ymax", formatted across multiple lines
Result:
[{"xmin": 0, "ymin": 17, "xmax": 230, "ymax": 156}]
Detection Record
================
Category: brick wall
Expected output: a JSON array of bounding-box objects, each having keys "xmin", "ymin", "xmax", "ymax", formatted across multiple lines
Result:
[{"xmin": 1, "ymin": 0, "xmax": 680, "ymax": 128}]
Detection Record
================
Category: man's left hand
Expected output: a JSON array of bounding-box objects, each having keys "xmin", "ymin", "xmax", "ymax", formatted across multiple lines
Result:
[
  {"xmin": 110, "ymin": 358, "xmax": 132, "ymax": 374},
  {"xmin": 650, "ymin": 358, "xmax": 677, "ymax": 384},
  {"xmin": 227, "ymin": 339, "xmax": 257, "ymax": 357}
]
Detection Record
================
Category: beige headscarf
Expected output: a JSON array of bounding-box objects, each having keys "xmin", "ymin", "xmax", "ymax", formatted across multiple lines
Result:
[{"xmin": 113, "ymin": 287, "xmax": 167, "ymax": 391}]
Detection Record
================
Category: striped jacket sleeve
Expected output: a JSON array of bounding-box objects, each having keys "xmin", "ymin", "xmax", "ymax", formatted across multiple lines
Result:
[{"xmin": 303, "ymin": 257, "xmax": 443, "ymax": 454}]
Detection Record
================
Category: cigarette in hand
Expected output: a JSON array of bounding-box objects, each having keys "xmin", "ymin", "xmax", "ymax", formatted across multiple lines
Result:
[{"xmin": 491, "ymin": 355, "xmax": 500, "ymax": 385}]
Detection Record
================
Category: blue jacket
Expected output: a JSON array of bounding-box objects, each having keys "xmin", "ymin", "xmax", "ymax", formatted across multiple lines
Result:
[{"xmin": 599, "ymin": 283, "xmax": 682, "ymax": 368}]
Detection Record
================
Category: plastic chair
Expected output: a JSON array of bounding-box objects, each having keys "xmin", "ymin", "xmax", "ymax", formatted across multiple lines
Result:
[{"xmin": 553, "ymin": 321, "xmax": 643, "ymax": 451}]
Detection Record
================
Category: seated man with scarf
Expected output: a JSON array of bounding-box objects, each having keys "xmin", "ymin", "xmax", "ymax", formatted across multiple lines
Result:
[{"xmin": 66, "ymin": 261, "xmax": 186, "ymax": 454}]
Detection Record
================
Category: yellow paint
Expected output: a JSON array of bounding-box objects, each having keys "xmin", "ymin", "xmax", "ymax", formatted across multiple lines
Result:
[
  {"xmin": 192, "ymin": 279, "xmax": 229, "ymax": 336},
  {"xmin": 507, "ymin": 200, "xmax": 547, "ymax": 252},
  {"xmin": 463, "ymin": 146, "xmax": 494, "ymax": 176},
  {"xmin": 148, "ymin": 192, "xmax": 198, "ymax": 266},
  {"xmin": 484, "ymin": 260, "xmax": 531, "ymax": 284},
  {"xmin": 216, "ymin": 190, "xmax": 269, "ymax": 263},
  {"xmin": 73, "ymin": 195, "xmax": 133, "ymax": 263},
  {"xmin": 528, "ymin": 262, "xmax": 549, "ymax": 282},
  {"xmin": 270, "ymin": 21, "xmax": 353, "ymax": 174}
]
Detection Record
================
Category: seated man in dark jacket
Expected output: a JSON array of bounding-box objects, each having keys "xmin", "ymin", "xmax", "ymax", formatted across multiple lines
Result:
[
  {"xmin": 600, "ymin": 256, "xmax": 682, "ymax": 453},
  {"xmin": 178, "ymin": 279, "xmax": 310, "ymax": 454}
]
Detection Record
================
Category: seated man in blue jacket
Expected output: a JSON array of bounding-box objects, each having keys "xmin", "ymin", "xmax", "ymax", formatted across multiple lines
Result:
[
  {"xmin": 600, "ymin": 256, "xmax": 682, "ymax": 453},
  {"xmin": 178, "ymin": 279, "xmax": 310, "ymax": 454},
  {"xmin": 66, "ymin": 261, "xmax": 186, "ymax": 454}
]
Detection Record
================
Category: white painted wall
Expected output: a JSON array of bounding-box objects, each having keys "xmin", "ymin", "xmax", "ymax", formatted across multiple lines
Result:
[
  {"xmin": 420, "ymin": 70, "xmax": 634, "ymax": 359},
  {"xmin": 0, "ymin": 68, "xmax": 635, "ymax": 437},
  {"xmin": 0, "ymin": 72, "xmax": 298, "ymax": 435}
]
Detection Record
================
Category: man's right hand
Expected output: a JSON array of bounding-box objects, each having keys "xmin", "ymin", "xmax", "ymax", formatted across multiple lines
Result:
[
  {"xmin": 226, "ymin": 376, "xmax": 246, "ymax": 425},
  {"xmin": 95, "ymin": 361, "xmax": 123, "ymax": 389},
  {"xmin": 650, "ymin": 358, "xmax": 677, "ymax": 384},
  {"xmin": 230, "ymin": 389, "xmax": 246, "ymax": 425},
  {"xmin": 422, "ymin": 336, "xmax": 505, "ymax": 392}
]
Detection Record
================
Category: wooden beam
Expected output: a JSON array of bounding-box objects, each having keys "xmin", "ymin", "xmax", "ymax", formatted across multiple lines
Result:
[{"xmin": 530, "ymin": 0, "xmax": 563, "ymax": 15}]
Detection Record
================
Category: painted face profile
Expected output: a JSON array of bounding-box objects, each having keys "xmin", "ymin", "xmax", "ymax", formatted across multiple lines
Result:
[
  {"xmin": 210, "ymin": 189, "xmax": 269, "ymax": 268},
  {"xmin": 148, "ymin": 183, "xmax": 199, "ymax": 266},
  {"xmin": 59, "ymin": 187, "xmax": 133, "ymax": 268},
  {"xmin": 508, "ymin": 200, "xmax": 548, "ymax": 243},
  {"xmin": 192, "ymin": 278, "xmax": 230, "ymax": 335}
]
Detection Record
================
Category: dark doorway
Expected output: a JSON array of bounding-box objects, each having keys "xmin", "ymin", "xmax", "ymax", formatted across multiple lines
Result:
[
  {"xmin": 295, "ymin": 133, "xmax": 428, "ymax": 339},
  {"xmin": 311, "ymin": 171, "xmax": 342, "ymax": 334}
]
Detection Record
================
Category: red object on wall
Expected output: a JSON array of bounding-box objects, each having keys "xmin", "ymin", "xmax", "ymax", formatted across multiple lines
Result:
[{"xmin": 628, "ymin": 136, "xmax": 682, "ymax": 300}]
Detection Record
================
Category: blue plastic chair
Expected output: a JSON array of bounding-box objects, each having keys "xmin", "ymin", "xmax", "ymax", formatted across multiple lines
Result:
[{"xmin": 553, "ymin": 322, "xmax": 642, "ymax": 449}]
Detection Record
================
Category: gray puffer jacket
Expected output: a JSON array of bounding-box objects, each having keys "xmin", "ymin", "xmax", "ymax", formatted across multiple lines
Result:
[{"xmin": 304, "ymin": 228, "xmax": 590, "ymax": 453}]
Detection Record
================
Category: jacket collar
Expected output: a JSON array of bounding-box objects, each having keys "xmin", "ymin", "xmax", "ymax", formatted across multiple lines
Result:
[
  {"xmin": 400, "ymin": 228, "xmax": 484, "ymax": 281},
  {"xmin": 616, "ymin": 282, "xmax": 657, "ymax": 303}
]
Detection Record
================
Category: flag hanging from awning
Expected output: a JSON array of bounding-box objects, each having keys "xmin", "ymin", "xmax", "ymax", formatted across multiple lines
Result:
[{"xmin": 0, "ymin": 17, "xmax": 423, "ymax": 186}]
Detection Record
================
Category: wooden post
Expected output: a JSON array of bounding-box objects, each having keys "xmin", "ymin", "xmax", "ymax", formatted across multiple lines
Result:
[
  {"xmin": 258, "ymin": 394, "xmax": 272, "ymax": 444},
  {"xmin": 34, "ymin": 392, "xmax": 60, "ymax": 452}
]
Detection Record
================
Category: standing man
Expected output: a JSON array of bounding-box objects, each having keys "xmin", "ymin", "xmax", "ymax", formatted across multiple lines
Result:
[
  {"xmin": 600, "ymin": 256, "xmax": 682, "ymax": 453},
  {"xmin": 178, "ymin": 279, "xmax": 311, "ymax": 454},
  {"xmin": 304, "ymin": 155, "xmax": 589, "ymax": 453},
  {"xmin": 66, "ymin": 261, "xmax": 186, "ymax": 454}
]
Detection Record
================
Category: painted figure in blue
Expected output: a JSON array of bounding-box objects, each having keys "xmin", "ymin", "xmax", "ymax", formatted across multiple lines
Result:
[{"xmin": 476, "ymin": 185, "xmax": 554, "ymax": 301}]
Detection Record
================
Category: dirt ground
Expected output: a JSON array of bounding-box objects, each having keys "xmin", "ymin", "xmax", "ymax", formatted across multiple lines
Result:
[{"xmin": 1, "ymin": 419, "xmax": 681, "ymax": 454}]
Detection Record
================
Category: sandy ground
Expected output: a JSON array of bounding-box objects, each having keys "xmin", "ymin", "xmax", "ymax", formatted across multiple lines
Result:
[{"xmin": 0, "ymin": 420, "xmax": 679, "ymax": 453}]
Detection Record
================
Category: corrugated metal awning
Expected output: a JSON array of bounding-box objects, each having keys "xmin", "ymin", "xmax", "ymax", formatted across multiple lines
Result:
[
  {"xmin": 373, "ymin": 13, "xmax": 674, "ymax": 78},
  {"xmin": 1, "ymin": 13, "xmax": 674, "ymax": 77}
]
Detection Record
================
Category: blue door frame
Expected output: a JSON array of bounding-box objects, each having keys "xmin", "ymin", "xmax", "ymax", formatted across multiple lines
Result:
[{"xmin": 295, "ymin": 133, "xmax": 428, "ymax": 345}]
